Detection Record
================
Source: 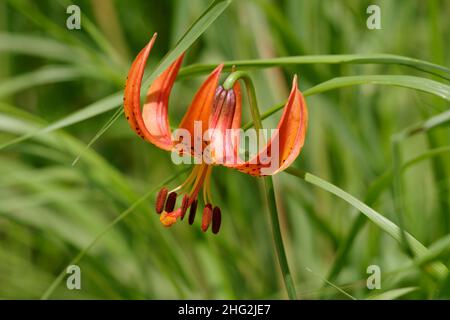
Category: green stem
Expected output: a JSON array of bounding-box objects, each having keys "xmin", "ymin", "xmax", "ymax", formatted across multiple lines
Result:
[
  {"xmin": 263, "ymin": 177, "xmax": 298, "ymax": 299},
  {"xmin": 223, "ymin": 71, "xmax": 263, "ymax": 146},
  {"xmin": 223, "ymin": 71, "xmax": 297, "ymax": 299}
]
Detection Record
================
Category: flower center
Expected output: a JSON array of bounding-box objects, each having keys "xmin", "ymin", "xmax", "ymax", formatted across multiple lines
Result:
[
  {"xmin": 209, "ymin": 85, "xmax": 236, "ymax": 129},
  {"xmin": 204, "ymin": 85, "xmax": 240, "ymax": 165}
]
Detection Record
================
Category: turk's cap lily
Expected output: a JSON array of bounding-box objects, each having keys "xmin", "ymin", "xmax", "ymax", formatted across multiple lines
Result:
[{"xmin": 123, "ymin": 34, "xmax": 308, "ymax": 233}]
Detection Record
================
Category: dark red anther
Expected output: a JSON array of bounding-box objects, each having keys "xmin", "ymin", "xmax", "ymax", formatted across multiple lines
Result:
[
  {"xmin": 165, "ymin": 192, "xmax": 177, "ymax": 212},
  {"xmin": 155, "ymin": 187, "xmax": 168, "ymax": 214},
  {"xmin": 212, "ymin": 206, "xmax": 221, "ymax": 234},
  {"xmin": 188, "ymin": 199, "xmax": 198, "ymax": 225},
  {"xmin": 180, "ymin": 194, "xmax": 189, "ymax": 220},
  {"xmin": 201, "ymin": 204, "xmax": 213, "ymax": 232}
]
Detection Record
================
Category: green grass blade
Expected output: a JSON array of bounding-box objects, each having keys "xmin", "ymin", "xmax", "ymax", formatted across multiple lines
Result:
[
  {"xmin": 55, "ymin": 0, "xmax": 127, "ymax": 68},
  {"xmin": 284, "ymin": 168, "xmax": 448, "ymax": 280},
  {"xmin": 413, "ymin": 235, "xmax": 450, "ymax": 267},
  {"xmin": 0, "ymin": 32, "xmax": 87, "ymax": 62},
  {"xmin": 142, "ymin": 0, "xmax": 233, "ymax": 88},
  {"xmin": 305, "ymin": 75, "xmax": 450, "ymax": 101},
  {"xmin": 325, "ymin": 145, "xmax": 450, "ymax": 286},
  {"xmin": 71, "ymin": 106, "xmax": 124, "ymax": 166},
  {"xmin": 391, "ymin": 107, "xmax": 450, "ymax": 257},
  {"xmin": 179, "ymin": 54, "xmax": 450, "ymax": 80},
  {"xmin": 6, "ymin": 0, "xmax": 102, "ymax": 61},
  {"xmin": 404, "ymin": 146, "xmax": 450, "ymax": 170},
  {"xmin": 305, "ymin": 267, "xmax": 357, "ymax": 300},
  {"xmin": 0, "ymin": 66, "xmax": 95, "ymax": 98},
  {"xmin": 0, "ymin": 93, "xmax": 122, "ymax": 150},
  {"xmin": 40, "ymin": 168, "xmax": 188, "ymax": 300}
]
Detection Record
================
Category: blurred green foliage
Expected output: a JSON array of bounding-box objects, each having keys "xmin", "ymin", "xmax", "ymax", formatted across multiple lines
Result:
[{"xmin": 0, "ymin": 0, "xmax": 449, "ymax": 299}]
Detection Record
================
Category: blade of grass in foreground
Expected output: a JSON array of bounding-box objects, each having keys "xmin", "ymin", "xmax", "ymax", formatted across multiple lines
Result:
[
  {"xmin": 40, "ymin": 168, "xmax": 189, "ymax": 300},
  {"xmin": 305, "ymin": 75, "xmax": 450, "ymax": 101},
  {"xmin": 304, "ymin": 267, "xmax": 356, "ymax": 300},
  {"xmin": 323, "ymin": 109, "xmax": 450, "ymax": 287},
  {"xmin": 412, "ymin": 234, "xmax": 450, "ymax": 268},
  {"xmin": 0, "ymin": 32, "xmax": 87, "ymax": 62},
  {"xmin": 0, "ymin": 66, "xmax": 98, "ymax": 99},
  {"xmin": 71, "ymin": 106, "xmax": 124, "ymax": 166},
  {"xmin": 143, "ymin": 0, "xmax": 233, "ymax": 88},
  {"xmin": 323, "ymin": 146, "xmax": 450, "ymax": 287},
  {"xmin": 0, "ymin": 92, "xmax": 123, "ymax": 150},
  {"xmin": 284, "ymin": 168, "xmax": 448, "ymax": 280},
  {"xmin": 178, "ymin": 54, "xmax": 450, "ymax": 80},
  {"xmin": 391, "ymin": 108, "xmax": 450, "ymax": 259}
]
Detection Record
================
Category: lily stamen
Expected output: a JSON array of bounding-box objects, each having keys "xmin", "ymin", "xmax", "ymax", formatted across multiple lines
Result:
[
  {"xmin": 169, "ymin": 165, "xmax": 200, "ymax": 194},
  {"xmin": 212, "ymin": 207, "xmax": 221, "ymax": 234},
  {"xmin": 201, "ymin": 204, "xmax": 213, "ymax": 232},
  {"xmin": 180, "ymin": 195, "xmax": 189, "ymax": 220},
  {"xmin": 164, "ymin": 192, "xmax": 178, "ymax": 212},
  {"xmin": 157, "ymin": 163, "xmax": 218, "ymax": 231},
  {"xmin": 155, "ymin": 187, "xmax": 168, "ymax": 214},
  {"xmin": 188, "ymin": 164, "xmax": 210, "ymax": 206},
  {"xmin": 202, "ymin": 166, "xmax": 213, "ymax": 205},
  {"xmin": 188, "ymin": 199, "xmax": 198, "ymax": 225}
]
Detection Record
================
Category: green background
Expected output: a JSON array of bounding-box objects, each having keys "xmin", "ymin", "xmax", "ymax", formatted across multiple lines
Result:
[{"xmin": 0, "ymin": 0, "xmax": 449, "ymax": 299}]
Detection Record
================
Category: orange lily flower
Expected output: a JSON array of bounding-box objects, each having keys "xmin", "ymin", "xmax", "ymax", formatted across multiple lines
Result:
[{"xmin": 123, "ymin": 33, "xmax": 308, "ymax": 234}]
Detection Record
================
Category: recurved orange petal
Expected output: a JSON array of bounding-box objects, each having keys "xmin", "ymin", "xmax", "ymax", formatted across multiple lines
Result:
[
  {"xmin": 142, "ymin": 54, "xmax": 185, "ymax": 150},
  {"xmin": 178, "ymin": 64, "xmax": 224, "ymax": 151},
  {"xmin": 233, "ymin": 75, "xmax": 308, "ymax": 176},
  {"xmin": 124, "ymin": 33, "xmax": 157, "ymax": 141},
  {"xmin": 124, "ymin": 33, "xmax": 184, "ymax": 151}
]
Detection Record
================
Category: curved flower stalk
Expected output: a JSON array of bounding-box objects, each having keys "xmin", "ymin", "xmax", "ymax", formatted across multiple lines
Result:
[{"xmin": 123, "ymin": 33, "xmax": 308, "ymax": 234}]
